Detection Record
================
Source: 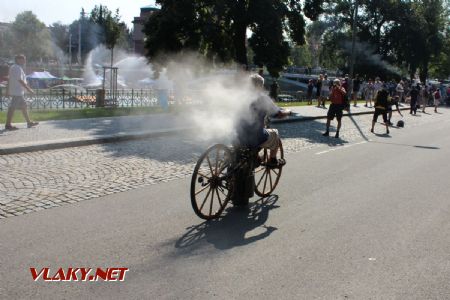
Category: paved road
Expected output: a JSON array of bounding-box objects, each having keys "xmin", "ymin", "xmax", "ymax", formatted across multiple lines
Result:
[
  {"xmin": 0, "ymin": 108, "xmax": 428, "ymax": 218},
  {"xmin": 1, "ymin": 108, "xmax": 449, "ymax": 299}
]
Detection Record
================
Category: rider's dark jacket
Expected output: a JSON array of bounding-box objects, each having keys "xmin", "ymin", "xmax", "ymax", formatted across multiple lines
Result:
[{"xmin": 235, "ymin": 94, "xmax": 280, "ymax": 148}]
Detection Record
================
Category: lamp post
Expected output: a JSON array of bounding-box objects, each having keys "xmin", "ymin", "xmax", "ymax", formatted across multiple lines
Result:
[
  {"xmin": 348, "ymin": 0, "xmax": 359, "ymax": 97},
  {"xmin": 68, "ymin": 32, "xmax": 72, "ymax": 70}
]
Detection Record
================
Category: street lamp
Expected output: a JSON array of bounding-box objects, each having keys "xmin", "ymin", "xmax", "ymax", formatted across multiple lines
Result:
[{"xmin": 348, "ymin": 0, "xmax": 359, "ymax": 97}]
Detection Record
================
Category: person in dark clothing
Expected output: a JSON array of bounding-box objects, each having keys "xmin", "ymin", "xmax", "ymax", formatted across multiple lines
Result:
[
  {"xmin": 352, "ymin": 74, "xmax": 361, "ymax": 107},
  {"xmin": 370, "ymin": 88, "xmax": 390, "ymax": 134},
  {"xmin": 269, "ymin": 81, "xmax": 279, "ymax": 101},
  {"xmin": 236, "ymin": 74, "xmax": 291, "ymax": 166},
  {"xmin": 387, "ymin": 95, "xmax": 403, "ymax": 125},
  {"xmin": 323, "ymin": 78, "xmax": 346, "ymax": 138},
  {"xmin": 315, "ymin": 75, "xmax": 323, "ymax": 107},
  {"xmin": 307, "ymin": 79, "xmax": 314, "ymax": 105},
  {"xmin": 409, "ymin": 85, "xmax": 420, "ymax": 115}
]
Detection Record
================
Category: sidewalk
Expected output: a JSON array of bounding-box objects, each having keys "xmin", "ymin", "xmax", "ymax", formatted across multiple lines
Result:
[{"xmin": 0, "ymin": 103, "xmax": 410, "ymax": 155}]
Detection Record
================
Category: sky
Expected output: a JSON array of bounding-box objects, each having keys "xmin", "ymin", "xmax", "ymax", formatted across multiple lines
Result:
[{"xmin": 0, "ymin": 0, "xmax": 157, "ymax": 28}]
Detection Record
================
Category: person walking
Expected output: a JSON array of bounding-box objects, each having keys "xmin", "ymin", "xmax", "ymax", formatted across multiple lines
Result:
[
  {"xmin": 433, "ymin": 88, "xmax": 441, "ymax": 113},
  {"xmin": 370, "ymin": 87, "xmax": 390, "ymax": 135},
  {"xmin": 315, "ymin": 74, "xmax": 323, "ymax": 107},
  {"xmin": 420, "ymin": 85, "xmax": 428, "ymax": 113},
  {"xmin": 319, "ymin": 74, "xmax": 330, "ymax": 108},
  {"xmin": 322, "ymin": 78, "xmax": 346, "ymax": 138},
  {"xmin": 408, "ymin": 84, "xmax": 420, "ymax": 115},
  {"xmin": 4, "ymin": 54, "xmax": 38, "ymax": 130},
  {"xmin": 364, "ymin": 79, "xmax": 374, "ymax": 107},
  {"xmin": 352, "ymin": 74, "xmax": 361, "ymax": 107},
  {"xmin": 387, "ymin": 95, "xmax": 403, "ymax": 125},
  {"xmin": 307, "ymin": 79, "xmax": 314, "ymax": 105},
  {"xmin": 396, "ymin": 80, "xmax": 404, "ymax": 103}
]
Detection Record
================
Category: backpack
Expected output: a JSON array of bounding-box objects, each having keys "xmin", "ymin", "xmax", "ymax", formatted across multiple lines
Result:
[{"xmin": 434, "ymin": 90, "xmax": 440, "ymax": 99}]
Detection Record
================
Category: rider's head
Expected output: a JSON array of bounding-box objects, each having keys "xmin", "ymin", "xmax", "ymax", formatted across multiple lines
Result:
[{"xmin": 250, "ymin": 74, "xmax": 264, "ymax": 89}]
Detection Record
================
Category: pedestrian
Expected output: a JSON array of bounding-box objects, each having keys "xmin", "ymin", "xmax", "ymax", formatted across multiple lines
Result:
[
  {"xmin": 315, "ymin": 74, "xmax": 323, "ymax": 107},
  {"xmin": 4, "ymin": 54, "xmax": 38, "ymax": 130},
  {"xmin": 307, "ymin": 79, "xmax": 314, "ymax": 105},
  {"xmin": 396, "ymin": 80, "xmax": 404, "ymax": 103},
  {"xmin": 387, "ymin": 95, "xmax": 403, "ymax": 125},
  {"xmin": 269, "ymin": 80, "xmax": 279, "ymax": 101},
  {"xmin": 370, "ymin": 87, "xmax": 390, "ymax": 135},
  {"xmin": 319, "ymin": 74, "xmax": 330, "ymax": 108},
  {"xmin": 420, "ymin": 85, "xmax": 428, "ymax": 113},
  {"xmin": 408, "ymin": 84, "xmax": 420, "ymax": 115},
  {"xmin": 352, "ymin": 74, "xmax": 361, "ymax": 107},
  {"xmin": 373, "ymin": 77, "xmax": 383, "ymax": 98},
  {"xmin": 322, "ymin": 78, "xmax": 346, "ymax": 138},
  {"xmin": 364, "ymin": 79, "xmax": 374, "ymax": 107},
  {"xmin": 433, "ymin": 89, "xmax": 441, "ymax": 113}
]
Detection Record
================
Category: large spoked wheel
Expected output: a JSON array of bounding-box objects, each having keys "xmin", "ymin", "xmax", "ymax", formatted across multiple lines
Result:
[
  {"xmin": 254, "ymin": 139, "xmax": 284, "ymax": 197},
  {"xmin": 190, "ymin": 144, "xmax": 233, "ymax": 220}
]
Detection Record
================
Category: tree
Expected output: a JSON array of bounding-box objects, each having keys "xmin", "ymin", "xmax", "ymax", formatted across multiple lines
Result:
[
  {"xmin": 144, "ymin": 0, "xmax": 324, "ymax": 77},
  {"xmin": 90, "ymin": 5, "xmax": 128, "ymax": 67},
  {"xmin": 9, "ymin": 11, "xmax": 53, "ymax": 62}
]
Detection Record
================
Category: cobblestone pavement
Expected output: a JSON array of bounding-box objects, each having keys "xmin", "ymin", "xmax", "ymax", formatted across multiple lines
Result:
[{"xmin": 0, "ymin": 110, "xmax": 446, "ymax": 219}]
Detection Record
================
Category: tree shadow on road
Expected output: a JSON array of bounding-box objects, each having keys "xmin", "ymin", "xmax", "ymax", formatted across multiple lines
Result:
[
  {"xmin": 174, "ymin": 195, "xmax": 280, "ymax": 253},
  {"xmin": 273, "ymin": 119, "xmax": 350, "ymax": 147}
]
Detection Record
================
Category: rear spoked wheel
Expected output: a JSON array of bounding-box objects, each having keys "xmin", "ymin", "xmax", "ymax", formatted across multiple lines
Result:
[
  {"xmin": 254, "ymin": 139, "xmax": 284, "ymax": 197},
  {"xmin": 190, "ymin": 144, "xmax": 232, "ymax": 220}
]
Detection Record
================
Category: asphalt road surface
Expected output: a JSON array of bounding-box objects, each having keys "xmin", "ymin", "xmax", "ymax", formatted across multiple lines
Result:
[{"xmin": 1, "ymin": 112, "xmax": 450, "ymax": 299}]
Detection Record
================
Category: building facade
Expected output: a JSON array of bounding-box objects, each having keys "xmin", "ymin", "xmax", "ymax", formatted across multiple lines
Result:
[{"xmin": 132, "ymin": 5, "xmax": 159, "ymax": 55}]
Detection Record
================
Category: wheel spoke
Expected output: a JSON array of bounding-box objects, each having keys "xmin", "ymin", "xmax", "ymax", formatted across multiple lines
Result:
[
  {"xmin": 215, "ymin": 188, "xmax": 222, "ymax": 207},
  {"xmin": 215, "ymin": 148, "xmax": 219, "ymax": 175},
  {"xmin": 271, "ymin": 168, "xmax": 279, "ymax": 176},
  {"xmin": 262, "ymin": 169, "xmax": 269, "ymax": 194},
  {"xmin": 209, "ymin": 188, "xmax": 215, "ymax": 216},
  {"xmin": 197, "ymin": 171, "xmax": 211, "ymax": 180},
  {"xmin": 256, "ymin": 169, "xmax": 266, "ymax": 188},
  {"xmin": 268, "ymin": 169, "xmax": 273, "ymax": 191},
  {"xmin": 199, "ymin": 186, "xmax": 212, "ymax": 211},
  {"xmin": 255, "ymin": 167, "xmax": 265, "ymax": 174},
  {"xmin": 218, "ymin": 186, "xmax": 228, "ymax": 197},
  {"xmin": 195, "ymin": 182, "xmax": 210, "ymax": 195},
  {"xmin": 206, "ymin": 155, "xmax": 214, "ymax": 176}
]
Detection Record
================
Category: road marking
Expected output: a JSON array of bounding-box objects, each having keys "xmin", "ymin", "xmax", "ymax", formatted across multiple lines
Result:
[{"xmin": 315, "ymin": 141, "xmax": 368, "ymax": 155}]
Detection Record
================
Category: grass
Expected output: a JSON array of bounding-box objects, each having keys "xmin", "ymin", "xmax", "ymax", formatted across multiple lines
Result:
[
  {"xmin": 0, "ymin": 100, "xmax": 371, "ymax": 123},
  {"xmin": 0, "ymin": 106, "xmax": 172, "ymax": 123}
]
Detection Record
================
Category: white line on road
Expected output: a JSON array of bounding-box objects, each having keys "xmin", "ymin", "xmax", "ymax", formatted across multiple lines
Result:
[{"xmin": 315, "ymin": 141, "xmax": 368, "ymax": 155}]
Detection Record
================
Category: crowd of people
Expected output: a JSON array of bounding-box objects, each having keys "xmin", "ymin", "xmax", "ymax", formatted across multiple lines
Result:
[{"xmin": 305, "ymin": 74, "xmax": 450, "ymax": 138}]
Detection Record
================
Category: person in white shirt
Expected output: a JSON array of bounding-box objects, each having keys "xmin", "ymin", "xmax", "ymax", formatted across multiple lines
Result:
[
  {"xmin": 396, "ymin": 80, "xmax": 404, "ymax": 102},
  {"xmin": 5, "ymin": 54, "xmax": 38, "ymax": 130}
]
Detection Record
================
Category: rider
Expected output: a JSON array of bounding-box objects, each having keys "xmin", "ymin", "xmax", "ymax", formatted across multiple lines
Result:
[{"xmin": 235, "ymin": 74, "xmax": 291, "ymax": 167}]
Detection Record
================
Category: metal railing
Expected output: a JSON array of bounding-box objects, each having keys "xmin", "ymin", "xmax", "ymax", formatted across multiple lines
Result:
[
  {"xmin": 0, "ymin": 88, "xmax": 167, "ymax": 111},
  {"xmin": 0, "ymin": 87, "xmax": 308, "ymax": 110}
]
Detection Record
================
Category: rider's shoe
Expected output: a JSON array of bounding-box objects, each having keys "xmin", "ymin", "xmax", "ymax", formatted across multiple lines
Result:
[{"xmin": 266, "ymin": 158, "xmax": 286, "ymax": 168}]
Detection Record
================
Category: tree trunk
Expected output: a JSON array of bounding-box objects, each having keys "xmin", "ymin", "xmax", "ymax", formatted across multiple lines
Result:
[
  {"xmin": 419, "ymin": 61, "xmax": 428, "ymax": 83},
  {"xmin": 233, "ymin": 21, "xmax": 248, "ymax": 66},
  {"xmin": 110, "ymin": 47, "xmax": 114, "ymax": 68}
]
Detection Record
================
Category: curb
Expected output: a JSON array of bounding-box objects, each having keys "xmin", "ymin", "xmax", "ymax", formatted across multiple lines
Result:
[
  {"xmin": 0, "ymin": 107, "xmax": 411, "ymax": 155},
  {"xmin": 271, "ymin": 106, "xmax": 411, "ymax": 123},
  {"xmin": 0, "ymin": 127, "xmax": 197, "ymax": 155}
]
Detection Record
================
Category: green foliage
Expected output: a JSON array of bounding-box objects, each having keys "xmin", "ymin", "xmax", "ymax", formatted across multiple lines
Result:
[
  {"xmin": 309, "ymin": 0, "xmax": 450, "ymax": 80},
  {"xmin": 7, "ymin": 11, "xmax": 53, "ymax": 62},
  {"xmin": 144, "ymin": 0, "xmax": 320, "ymax": 78}
]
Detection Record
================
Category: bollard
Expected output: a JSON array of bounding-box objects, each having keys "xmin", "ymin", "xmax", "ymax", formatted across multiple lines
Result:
[
  {"xmin": 96, "ymin": 89, "xmax": 105, "ymax": 107},
  {"xmin": 157, "ymin": 89, "xmax": 169, "ymax": 112}
]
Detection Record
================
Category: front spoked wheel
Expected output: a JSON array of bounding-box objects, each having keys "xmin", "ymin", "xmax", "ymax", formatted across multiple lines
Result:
[
  {"xmin": 190, "ymin": 144, "xmax": 232, "ymax": 220},
  {"xmin": 254, "ymin": 139, "xmax": 284, "ymax": 197}
]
